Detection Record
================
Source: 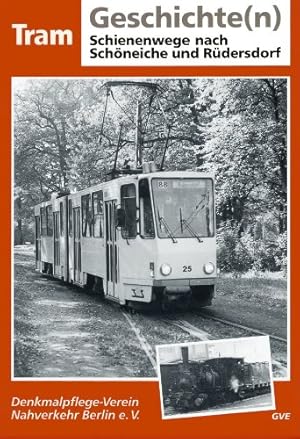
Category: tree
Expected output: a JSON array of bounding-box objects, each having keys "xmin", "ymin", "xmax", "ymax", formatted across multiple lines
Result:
[
  {"xmin": 13, "ymin": 78, "xmax": 287, "ymax": 271},
  {"xmin": 198, "ymin": 78, "xmax": 287, "ymax": 271}
]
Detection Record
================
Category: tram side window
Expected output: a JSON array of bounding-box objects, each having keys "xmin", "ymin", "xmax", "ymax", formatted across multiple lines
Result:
[
  {"xmin": 68, "ymin": 199, "xmax": 73, "ymax": 236},
  {"xmin": 92, "ymin": 191, "xmax": 104, "ymax": 238},
  {"xmin": 121, "ymin": 184, "xmax": 137, "ymax": 239},
  {"xmin": 81, "ymin": 194, "xmax": 93, "ymax": 237},
  {"xmin": 41, "ymin": 207, "xmax": 47, "ymax": 236},
  {"xmin": 139, "ymin": 179, "xmax": 155, "ymax": 238},
  {"xmin": 60, "ymin": 202, "xmax": 64, "ymax": 236},
  {"xmin": 46, "ymin": 205, "xmax": 53, "ymax": 236}
]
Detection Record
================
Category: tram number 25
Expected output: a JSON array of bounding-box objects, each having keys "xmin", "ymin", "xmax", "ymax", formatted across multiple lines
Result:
[{"xmin": 183, "ymin": 265, "xmax": 192, "ymax": 272}]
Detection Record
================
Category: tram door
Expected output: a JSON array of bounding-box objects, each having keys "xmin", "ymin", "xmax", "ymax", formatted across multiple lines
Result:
[
  {"xmin": 53, "ymin": 212, "xmax": 60, "ymax": 276},
  {"xmin": 35, "ymin": 216, "xmax": 41, "ymax": 270},
  {"xmin": 105, "ymin": 201, "xmax": 118, "ymax": 298},
  {"xmin": 73, "ymin": 208, "xmax": 81, "ymax": 283}
]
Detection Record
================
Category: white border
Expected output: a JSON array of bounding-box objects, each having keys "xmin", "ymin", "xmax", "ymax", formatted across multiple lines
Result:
[
  {"xmin": 81, "ymin": 0, "xmax": 291, "ymax": 67},
  {"xmin": 156, "ymin": 336, "xmax": 276, "ymax": 420},
  {"xmin": 11, "ymin": 76, "xmax": 290, "ymax": 383}
]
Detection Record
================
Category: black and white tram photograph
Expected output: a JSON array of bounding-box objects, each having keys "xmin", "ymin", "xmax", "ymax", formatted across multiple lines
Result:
[
  {"xmin": 13, "ymin": 77, "xmax": 288, "ymax": 380},
  {"xmin": 157, "ymin": 337, "xmax": 275, "ymax": 418}
]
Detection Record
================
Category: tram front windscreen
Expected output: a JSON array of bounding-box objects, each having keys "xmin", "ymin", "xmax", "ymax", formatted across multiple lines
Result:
[{"xmin": 151, "ymin": 178, "xmax": 214, "ymax": 240}]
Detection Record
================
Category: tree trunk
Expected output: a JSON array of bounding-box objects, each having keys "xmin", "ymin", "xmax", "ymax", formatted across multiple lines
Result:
[{"xmin": 15, "ymin": 197, "xmax": 24, "ymax": 245}]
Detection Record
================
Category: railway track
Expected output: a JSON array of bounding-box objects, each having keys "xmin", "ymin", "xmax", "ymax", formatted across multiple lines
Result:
[
  {"xmin": 161, "ymin": 317, "xmax": 213, "ymax": 341},
  {"xmin": 122, "ymin": 309, "xmax": 287, "ymax": 379},
  {"xmin": 122, "ymin": 311, "xmax": 157, "ymax": 372},
  {"xmin": 122, "ymin": 312, "xmax": 215, "ymax": 371},
  {"xmin": 195, "ymin": 310, "xmax": 287, "ymax": 344}
]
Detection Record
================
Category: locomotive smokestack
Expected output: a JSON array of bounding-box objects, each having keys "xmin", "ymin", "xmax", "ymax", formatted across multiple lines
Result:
[{"xmin": 181, "ymin": 346, "xmax": 189, "ymax": 365}]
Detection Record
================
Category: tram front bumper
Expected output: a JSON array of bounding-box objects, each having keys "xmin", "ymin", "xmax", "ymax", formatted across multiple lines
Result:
[
  {"xmin": 153, "ymin": 278, "xmax": 215, "ymax": 287},
  {"xmin": 162, "ymin": 286, "xmax": 192, "ymax": 301}
]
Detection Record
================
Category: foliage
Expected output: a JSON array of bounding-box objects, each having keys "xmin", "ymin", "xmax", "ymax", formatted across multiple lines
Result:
[
  {"xmin": 217, "ymin": 220, "xmax": 287, "ymax": 275},
  {"xmin": 13, "ymin": 78, "xmax": 288, "ymax": 276}
]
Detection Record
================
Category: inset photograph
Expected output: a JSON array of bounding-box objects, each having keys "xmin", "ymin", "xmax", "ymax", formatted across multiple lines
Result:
[{"xmin": 157, "ymin": 336, "xmax": 275, "ymax": 419}]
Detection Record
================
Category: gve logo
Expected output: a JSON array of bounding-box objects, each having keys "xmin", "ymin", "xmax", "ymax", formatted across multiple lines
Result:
[{"xmin": 272, "ymin": 412, "xmax": 291, "ymax": 420}]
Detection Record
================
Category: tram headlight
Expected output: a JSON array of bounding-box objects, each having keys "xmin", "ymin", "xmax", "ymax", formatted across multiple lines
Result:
[
  {"xmin": 160, "ymin": 263, "xmax": 172, "ymax": 276},
  {"xmin": 203, "ymin": 262, "xmax": 215, "ymax": 275}
]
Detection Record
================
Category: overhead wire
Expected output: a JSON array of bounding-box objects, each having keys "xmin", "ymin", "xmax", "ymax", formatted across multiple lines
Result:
[
  {"xmin": 98, "ymin": 82, "xmax": 173, "ymax": 171},
  {"xmin": 98, "ymin": 87, "xmax": 110, "ymax": 147}
]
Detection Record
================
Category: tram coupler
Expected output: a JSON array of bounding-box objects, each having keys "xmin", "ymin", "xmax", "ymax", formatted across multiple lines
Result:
[{"xmin": 161, "ymin": 286, "xmax": 192, "ymax": 311}]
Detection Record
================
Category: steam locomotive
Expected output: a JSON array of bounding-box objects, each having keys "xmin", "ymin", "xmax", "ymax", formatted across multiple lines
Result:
[{"xmin": 160, "ymin": 356, "xmax": 271, "ymax": 412}]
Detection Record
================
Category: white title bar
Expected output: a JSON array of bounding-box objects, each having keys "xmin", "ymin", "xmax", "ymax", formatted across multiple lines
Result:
[{"xmin": 81, "ymin": 0, "xmax": 290, "ymax": 66}]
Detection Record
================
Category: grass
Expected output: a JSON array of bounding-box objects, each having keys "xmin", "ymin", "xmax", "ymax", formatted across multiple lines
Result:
[{"xmin": 217, "ymin": 272, "xmax": 287, "ymax": 301}]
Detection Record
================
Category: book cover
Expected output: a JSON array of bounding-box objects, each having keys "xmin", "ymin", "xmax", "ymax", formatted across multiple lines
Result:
[{"xmin": 1, "ymin": 0, "xmax": 298, "ymax": 438}]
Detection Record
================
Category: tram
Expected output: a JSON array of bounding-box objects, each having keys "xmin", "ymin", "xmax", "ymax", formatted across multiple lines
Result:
[{"xmin": 34, "ymin": 165, "xmax": 216, "ymax": 310}]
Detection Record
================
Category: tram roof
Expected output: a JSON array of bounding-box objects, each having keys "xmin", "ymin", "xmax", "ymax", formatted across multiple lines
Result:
[
  {"xmin": 34, "ymin": 170, "xmax": 214, "ymax": 207},
  {"xmin": 137, "ymin": 170, "xmax": 214, "ymax": 179},
  {"xmin": 107, "ymin": 170, "xmax": 214, "ymax": 184}
]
